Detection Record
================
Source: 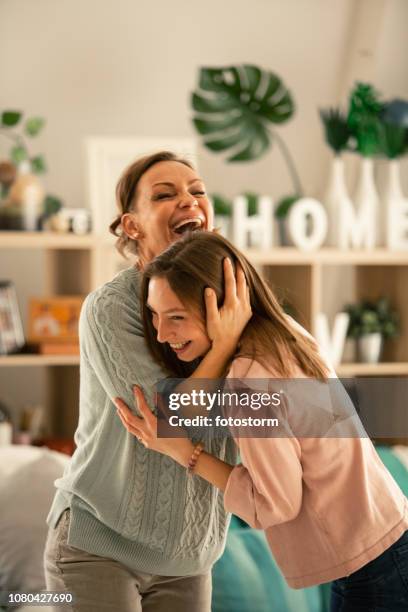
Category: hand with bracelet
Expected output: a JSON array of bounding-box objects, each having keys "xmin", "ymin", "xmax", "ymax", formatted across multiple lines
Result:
[{"xmin": 115, "ymin": 385, "xmax": 233, "ymax": 491}]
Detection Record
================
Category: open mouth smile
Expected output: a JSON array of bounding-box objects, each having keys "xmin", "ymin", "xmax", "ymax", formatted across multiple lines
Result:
[
  {"xmin": 171, "ymin": 217, "xmax": 205, "ymax": 235},
  {"xmin": 169, "ymin": 340, "xmax": 192, "ymax": 354}
]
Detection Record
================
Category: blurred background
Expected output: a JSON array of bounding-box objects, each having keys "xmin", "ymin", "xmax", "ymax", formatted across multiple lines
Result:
[
  {"xmin": 1, "ymin": 1, "xmax": 408, "ymax": 610},
  {"xmin": 1, "ymin": 0, "xmax": 408, "ymax": 441}
]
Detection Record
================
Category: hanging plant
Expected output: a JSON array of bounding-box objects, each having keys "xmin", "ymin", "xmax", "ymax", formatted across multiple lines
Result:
[{"xmin": 191, "ymin": 64, "xmax": 304, "ymax": 202}]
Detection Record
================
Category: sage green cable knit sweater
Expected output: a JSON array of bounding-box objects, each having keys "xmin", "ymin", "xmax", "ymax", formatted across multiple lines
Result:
[{"xmin": 47, "ymin": 266, "xmax": 237, "ymax": 576}]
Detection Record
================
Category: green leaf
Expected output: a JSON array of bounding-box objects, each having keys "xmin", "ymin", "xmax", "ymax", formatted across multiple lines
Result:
[
  {"xmin": 344, "ymin": 297, "xmax": 400, "ymax": 338},
  {"xmin": 275, "ymin": 194, "xmax": 300, "ymax": 219},
  {"xmin": 193, "ymin": 115, "xmax": 243, "ymax": 135},
  {"xmin": 319, "ymin": 108, "xmax": 351, "ymax": 153},
  {"xmin": 378, "ymin": 121, "xmax": 407, "ymax": 159},
  {"xmin": 2, "ymin": 111, "xmax": 22, "ymax": 127},
  {"xmin": 191, "ymin": 64, "xmax": 294, "ymax": 162},
  {"xmin": 241, "ymin": 192, "xmax": 258, "ymax": 216},
  {"xmin": 25, "ymin": 117, "xmax": 45, "ymax": 137},
  {"xmin": 211, "ymin": 193, "xmax": 232, "ymax": 216},
  {"xmin": 10, "ymin": 146, "xmax": 27, "ymax": 164},
  {"xmin": 347, "ymin": 82, "xmax": 384, "ymax": 156},
  {"xmin": 30, "ymin": 155, "xmax": 46, "ymax": 174},
  {"xmin": 43, "ymin": 194, "xmax": 63, "ymax": 217}
]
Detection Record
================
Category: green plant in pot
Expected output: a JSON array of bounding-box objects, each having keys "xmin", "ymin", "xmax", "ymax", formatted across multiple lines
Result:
[
  {"xmin": 344, "ymin": 297, "xmax": 399, "ymax": 364},
  {"xmin": 191, "ymin": 65, "xmax": 304, "ymax": 245},
  {"xmin": 0, "ymin": 109, "xmax": 62, "ymax": 230}
]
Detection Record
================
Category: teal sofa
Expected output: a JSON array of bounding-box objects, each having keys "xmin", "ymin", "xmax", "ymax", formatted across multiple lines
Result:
[{"xmin": 212, "ymin": 446, "xmax": 408, "ymax": 612}]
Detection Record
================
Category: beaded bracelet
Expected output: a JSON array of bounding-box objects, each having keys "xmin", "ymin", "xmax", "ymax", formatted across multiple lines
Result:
[{"xmin": 187, "ymin": 441, "xmax": 204, "ymax": 475}]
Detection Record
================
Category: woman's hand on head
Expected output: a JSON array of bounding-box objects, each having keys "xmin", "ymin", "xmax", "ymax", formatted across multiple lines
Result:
[
  {"xmin": 114, "ymin": 386, "xmax": 193, "ymax": 466},
  {"xmin": 205, "ymin": 258, "xmax": 252, "ymax": 352}
]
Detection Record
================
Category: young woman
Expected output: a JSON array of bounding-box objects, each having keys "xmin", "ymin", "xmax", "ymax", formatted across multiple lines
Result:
[{"xmin": 116, "ymin": 230, "xmax": 408, "ymax": 612}]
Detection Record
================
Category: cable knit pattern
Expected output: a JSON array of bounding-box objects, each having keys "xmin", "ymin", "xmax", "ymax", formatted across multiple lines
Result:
[
  {"xmin": 174, "ymin": 475, "xmax": 214, "ymax": 558},
  {"xmin": 149, "ymin": 455, "xmax": 177, "ymax": 552},
  {"xmin": 46, "ymin": 267, "xmax": 237, "ymax": 576}
]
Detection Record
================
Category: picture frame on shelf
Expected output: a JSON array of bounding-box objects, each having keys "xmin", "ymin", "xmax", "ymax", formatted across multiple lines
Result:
[
  {"xmin": 28, "ymin": 296, "xmax": 84, "ymax": 353},
  {"xmin": 0, "ymin": 281, "xmax": 25, "ymax": 355},
  {"xmin": 85, "ymin": 136, "xmax": 197, "ymax": 237}
]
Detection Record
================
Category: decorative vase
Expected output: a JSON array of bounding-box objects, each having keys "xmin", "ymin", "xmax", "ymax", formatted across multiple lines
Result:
[
  {"xmin": 323, "ymin": 155, "xmax": 353, "ymax": 247},
  {"xmin": 8, "ymin": 161, "xmax": 44, "ymax": 231},
  {"xmin": 353, "ymin": 157, "xmax": 380, "ymax": 248},
  {"xmin": 384, "ymin": 159, "xmax": 408, "ymax": 250},
  {"xmin": 357, "ymin": 333, "xmax": 383, "ymax": 364}
]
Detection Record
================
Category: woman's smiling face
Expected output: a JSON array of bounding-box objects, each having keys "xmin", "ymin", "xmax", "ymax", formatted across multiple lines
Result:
[
  {"xmin": 147, "ymin": 277, "xmax": 211, "ymax": 361},
  {"xmin": 125, "ymin": 160, "xmax": 213, "ymax": 266}
]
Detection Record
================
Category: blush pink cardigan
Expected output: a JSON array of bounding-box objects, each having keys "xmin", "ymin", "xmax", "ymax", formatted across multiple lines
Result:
[{"xmin": 223, "ymin": 327, "xmax": 408, "ymax": 588}]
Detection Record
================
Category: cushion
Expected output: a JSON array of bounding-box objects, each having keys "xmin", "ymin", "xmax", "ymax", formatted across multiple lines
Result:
[
  {"xmin": 212, "ymin": 515, "xmax": 322, "ymax": 612},
  {"xmin": 0, "ymin": 445, "xmax": 68, "ymax": 600}
]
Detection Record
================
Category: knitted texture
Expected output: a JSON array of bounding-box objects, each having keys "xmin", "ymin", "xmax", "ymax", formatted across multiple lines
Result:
[{"xmin": 47, "ymin": 267, "xmax": 237, "ymax": 576}]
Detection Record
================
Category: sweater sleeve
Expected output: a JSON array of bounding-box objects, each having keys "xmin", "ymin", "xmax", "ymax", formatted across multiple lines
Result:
[
  {"xmin": 79, "ymin": 284, "xmax": 165, "ymax": 415},
  {"xmin": 223, "ymin": 436, "xmax": 302, "ymax": 529}
]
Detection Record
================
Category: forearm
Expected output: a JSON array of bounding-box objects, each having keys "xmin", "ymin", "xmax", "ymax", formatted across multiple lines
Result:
[
  {"xmin": 190, "ymin": 339, "xmax": 237, "ymax": 379},
  {"xmin": 174, "ymin": 439, "xmax": 234, "ymax": 492}
]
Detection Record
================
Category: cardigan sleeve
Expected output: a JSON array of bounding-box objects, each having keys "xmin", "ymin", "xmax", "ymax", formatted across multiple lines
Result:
[{"xmin": 79, "ymin": 286, "xmax": 165, "ymax": 415}]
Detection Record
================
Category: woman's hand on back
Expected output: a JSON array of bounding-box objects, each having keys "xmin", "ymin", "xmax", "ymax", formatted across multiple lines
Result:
[{"xmin": 205, "ymin": 258, "xmax": 252, "ymax": 353}]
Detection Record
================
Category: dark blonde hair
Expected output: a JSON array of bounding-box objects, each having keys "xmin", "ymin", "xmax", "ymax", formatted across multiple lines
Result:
[
  {"xmin": 141, "ymin": 231, "xmax": 330, "ymax": 379},
  {"xmin": 110, "ymin": 151, "xmax": 194, "ymax": 257}
]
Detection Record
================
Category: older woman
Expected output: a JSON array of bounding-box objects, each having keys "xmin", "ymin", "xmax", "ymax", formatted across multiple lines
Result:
[{"xmin": 44, "ymin": 151, "xmax": 251, "ymax": 612}]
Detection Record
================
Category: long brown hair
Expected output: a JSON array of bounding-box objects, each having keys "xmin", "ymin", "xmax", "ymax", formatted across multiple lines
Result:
[
  {"xmin": 141, "ymin": 231, "xmax": 329, "ymax": 379},
  {"xmin": 110, "ymin": 151, "xmax": 195, "ymax": 257}
]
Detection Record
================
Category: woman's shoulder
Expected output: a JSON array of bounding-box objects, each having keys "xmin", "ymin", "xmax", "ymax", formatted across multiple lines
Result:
[
  {"xmin": 84, "ymin": 267, "xmax": 141, "ymax": 309},
  {"xmin": 227, "ymin": 356, "xmax": 301, "ymax": 379}
]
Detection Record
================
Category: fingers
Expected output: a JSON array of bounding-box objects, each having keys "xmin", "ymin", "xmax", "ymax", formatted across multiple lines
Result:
[
  {"xmin": 223, "ymin": 257, "xmax": 237, "ymax": 306},
  {"xmin": 115, "ymin": 398, "xmax": 144, "ymax": 428},
  {"xmin": 235, "ymin": 263, "xmax": 246, "ymax": 302},
  {"xmin": 133, "ymin": 386, "xmax": 155, "ymax": 425},
  {"xmin": 204, "ymin": 286, "xmax": 219, "ymax": 332}
]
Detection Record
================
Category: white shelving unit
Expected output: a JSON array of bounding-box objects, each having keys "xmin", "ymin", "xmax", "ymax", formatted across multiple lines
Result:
[{"xmin": 2, "ymin": 231, "xmax": 408, "ymax": 437}]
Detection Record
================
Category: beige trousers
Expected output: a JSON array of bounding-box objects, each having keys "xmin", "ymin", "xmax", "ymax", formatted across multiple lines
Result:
[{"xmin": 43, "ymin": 509, "xmax": 212, "ymax": 612}]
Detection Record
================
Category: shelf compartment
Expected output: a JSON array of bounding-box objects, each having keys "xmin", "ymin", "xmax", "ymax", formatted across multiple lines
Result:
[
  {"xmin": 336, "ymin": 362, "xmax": 408, "ymax": 376},
  {"xmin": 0, "ymin": 355, "xmax": 80, "ymax": 366}
]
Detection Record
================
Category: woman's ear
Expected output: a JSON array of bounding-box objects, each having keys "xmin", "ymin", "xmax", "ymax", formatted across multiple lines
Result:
[{"xmin": 121, "ymin": 213, "xmax": 145, "ymax": 240}]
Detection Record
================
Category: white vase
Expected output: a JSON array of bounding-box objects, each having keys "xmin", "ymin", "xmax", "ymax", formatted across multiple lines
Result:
[
  {"xmin": 353, "ymin": 157, "xmax": 380, "ymax": 248},
  {"xmin": 384, "ymin": 159, "xmax": 408, "ymax": 250},
  {"xmin": 323, "ymin": 156, "xmax": 353, "ymax": 247},
  {"xmin": 357, "ymin": 333, "xmax": 383, "ymax": 364}
]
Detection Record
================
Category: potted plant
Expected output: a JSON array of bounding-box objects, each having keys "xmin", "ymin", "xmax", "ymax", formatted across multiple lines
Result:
[
  {"xmin": 191, "ymin": 65, "xmax": 304, "ymax": 245},
  {"xmin": 319, "ymin": 108, "xmax": 352, "ymax": 246},
  {"xmin": 378, "ymin": 98, "xmax": 408, "ymax": 245},
  {"xmin": 0, "ymin": 109, "xmax": 62, "ymax": 230},
  {"xmin": 344, "ymin": 297, "xmax": 399, "ymax": 363}
]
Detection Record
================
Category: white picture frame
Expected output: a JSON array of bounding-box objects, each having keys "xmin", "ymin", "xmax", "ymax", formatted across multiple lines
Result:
[{"xmin": 85, "ymin": 136, "xmax": 197, "ymax": 236}]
